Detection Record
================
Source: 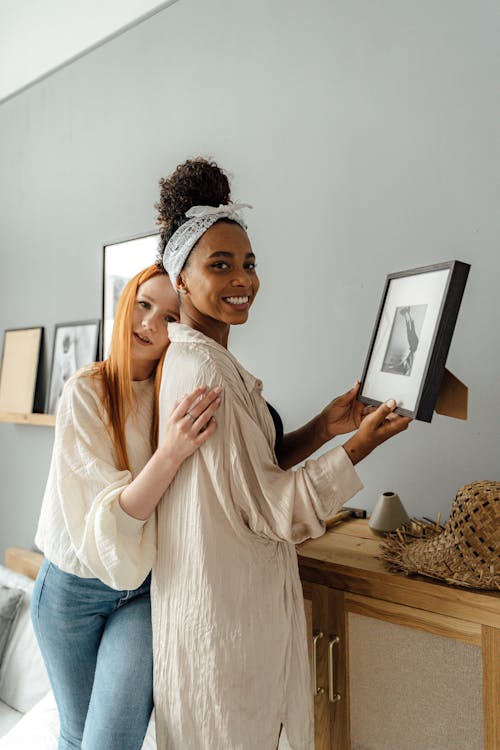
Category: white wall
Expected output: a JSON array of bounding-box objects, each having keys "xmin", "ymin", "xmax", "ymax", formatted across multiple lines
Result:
[{"xmin": 0, "ymin": 0, "xmax": 499, "ymax": 559}]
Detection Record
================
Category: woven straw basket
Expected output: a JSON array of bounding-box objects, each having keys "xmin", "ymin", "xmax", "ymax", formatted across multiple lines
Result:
[{"xmin": 381, "ymin": 480, "xmax": 500, "ymax": 590}]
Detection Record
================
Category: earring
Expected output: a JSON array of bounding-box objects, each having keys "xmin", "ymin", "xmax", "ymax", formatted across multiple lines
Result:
[{"xmin": 177, "ymin": 288, "xmax": 188, "ymax": 295}]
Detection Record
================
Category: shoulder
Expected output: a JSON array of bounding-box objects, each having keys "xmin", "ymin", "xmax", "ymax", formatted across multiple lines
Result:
[
  {"xmin": 164, "ymin": 324, "xmax": 258, "ymax": 404},
  {"xmin": 57, "ymin": 365, "xmax": 106, "ymax": 421},
  {"xmin": 166, "ymin": 339, "xmax": 242, "ymax": 389},
  {"xmin": 63, "ymin": 364, "xmax": 101, "ymax": 398},
  {"xmin": 167, "ymin": 323, "xmax": 239, "ymax": 378}
]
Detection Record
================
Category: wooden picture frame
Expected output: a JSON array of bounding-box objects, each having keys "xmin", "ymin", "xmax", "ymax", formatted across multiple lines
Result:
[
  {"xmin": 46, "ymin": 320, "xmax": 100, "ymax": 415},
  {"xmin": 0, "ymin": 327, "xmax": 44, "ymax": 414},
  {"xmin": 101, "ymin": 232, "xmax": 159, "ymax": 359},
  {"xmin": 358, "ymin": 260, "xmax": 470, "ymax": 422}
]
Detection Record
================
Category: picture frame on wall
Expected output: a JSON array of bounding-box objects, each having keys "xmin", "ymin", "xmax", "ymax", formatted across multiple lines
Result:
[
  {"xmin": 102, "ymin": 232, "xmax": 159, "ymax": 359},
  {"xmin": 46, "ymin": 320, "xmax": 100, "ymax": 415},
  {"xmin": 358, "ymin": 260, "xmax": 470, "ymax": 422},
  {"xmin": 0, "ymin": 327, "xmax": 44, "ymax": 414}
]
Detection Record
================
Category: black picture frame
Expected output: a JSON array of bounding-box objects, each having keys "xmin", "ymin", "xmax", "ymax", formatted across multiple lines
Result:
[
  {"xmin": 101, "ymin": 232, "xmax": 159, "ymax": 360},
  {"xmin": 358, "ymin": 260, "xmax": 470, "ymax": 422},
  {"xmin": 46, "ymin": 320, "xmax": 100, "ymax": 415}
]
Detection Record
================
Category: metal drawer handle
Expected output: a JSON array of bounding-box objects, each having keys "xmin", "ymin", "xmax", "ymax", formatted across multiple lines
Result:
[
  {"xmin": 312, "ymin": 631, "xmax": 324, "ymax": 696},
  {"xmin": 328, "ymin": 635, "xmax": 341, "ymax": 703}
]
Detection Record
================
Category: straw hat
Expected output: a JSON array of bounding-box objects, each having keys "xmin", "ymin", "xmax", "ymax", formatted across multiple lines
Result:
[{"xmin": 381, "ymin": 480, "xmax": 500, "ymax": 590}]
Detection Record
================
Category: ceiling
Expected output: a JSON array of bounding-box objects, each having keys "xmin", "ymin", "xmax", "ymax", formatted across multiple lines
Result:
[{"xmin": 0, "ymin": 0, "xmax": 178, "ymax": 103}]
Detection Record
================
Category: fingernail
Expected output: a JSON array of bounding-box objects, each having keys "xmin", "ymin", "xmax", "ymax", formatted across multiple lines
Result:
[
  {"xmin": 385, "ymin": 399, "xmax": 396, "ymax": 409},
  {"xmin": 214, "ymin": 386, "xmax": 223, "ymax": 394}
]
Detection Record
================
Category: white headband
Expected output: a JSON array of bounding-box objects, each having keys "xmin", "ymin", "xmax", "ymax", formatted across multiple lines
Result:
[{"xmin": 162, "ymin": 202, "xmax": 252, "ymax": 288}]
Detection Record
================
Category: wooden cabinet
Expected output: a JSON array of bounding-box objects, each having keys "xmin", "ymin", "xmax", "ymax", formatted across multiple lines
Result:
[{"xmin": 298, "ymin": 520, "xmax": 500, "ymax": 750}]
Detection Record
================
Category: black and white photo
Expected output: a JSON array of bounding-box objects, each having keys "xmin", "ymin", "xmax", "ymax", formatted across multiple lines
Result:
[
  {"xmin": 381, "ymin": 304, "xmax": 428, "ymax": 377},
  {"xmin": 46, "ymin": 321, "xmax": 100, "ymax": 415}
]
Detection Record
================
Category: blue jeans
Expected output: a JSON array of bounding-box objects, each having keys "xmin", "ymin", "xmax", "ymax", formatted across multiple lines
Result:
[{"xmin": 31, "ymin": 560, "xmax": 153, "ymax": 750}]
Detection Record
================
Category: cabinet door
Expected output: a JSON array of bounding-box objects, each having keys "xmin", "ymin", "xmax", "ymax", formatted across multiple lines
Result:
[
  {"xmin": 346, "ymin": 602, "xmax": 485, "ymax": 750},
  {"xmin": 303, "ymin": 582, "xmax": 349, "ymax": 750}
]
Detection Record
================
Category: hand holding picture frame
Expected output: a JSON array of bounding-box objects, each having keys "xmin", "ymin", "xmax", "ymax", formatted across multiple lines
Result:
[{"xmin": 359, "ymin": 260, "xmax": 470, "ymax": 422}]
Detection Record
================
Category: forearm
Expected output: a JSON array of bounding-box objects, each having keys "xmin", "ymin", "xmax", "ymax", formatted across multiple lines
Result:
[
  {"xmin": 119, "ymin": 448, "xmax": 182, "ymax": 521},
  {"xmin": 120, "ymin": 387, "xmax": 221, "ymax": 520},
  {"xmin": 278, "ymin": 414, "xmax": 328, "ymax": 470}
]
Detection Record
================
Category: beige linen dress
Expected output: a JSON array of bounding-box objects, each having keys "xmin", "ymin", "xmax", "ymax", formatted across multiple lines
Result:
[{"xmin": 152, "ymin": 324, "xmax": 363, "ymax": 750}]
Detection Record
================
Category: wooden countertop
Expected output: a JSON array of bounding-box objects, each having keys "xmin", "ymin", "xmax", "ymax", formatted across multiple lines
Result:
[{"xmin": 297, "ymin": 519, "xmax": 500, "ymax": 628}]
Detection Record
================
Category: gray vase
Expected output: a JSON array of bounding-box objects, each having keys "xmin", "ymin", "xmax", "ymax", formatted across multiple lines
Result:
[{"xmin": 368, "ymin": 491, "xmax": 409, "ymax": 533}]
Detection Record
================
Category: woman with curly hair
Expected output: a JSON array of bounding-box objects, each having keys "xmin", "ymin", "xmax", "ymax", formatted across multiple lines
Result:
[
  {"xmin": 153, "ymin": 159, "xmax": 411, "ymax": 749},
  {"xmin": 32, "ymin": 264, "xmax": 221, "ymax": 750}
]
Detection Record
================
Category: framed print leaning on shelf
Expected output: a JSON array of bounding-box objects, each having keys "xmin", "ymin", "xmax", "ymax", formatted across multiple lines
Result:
[
  {"xmin": 358, "ymin": 260, "xmax": 470, "ymax": 422},
  {"xmin": 102, "ymin": 232, "xmax": 159, "ymax": 359},
  {"xmin": 46, "ymin": 320, "xmax": 100, "ymax": 415},
  {"xmin": 0, "ymin": 327, "xmax": 44, "ymax": 413}
]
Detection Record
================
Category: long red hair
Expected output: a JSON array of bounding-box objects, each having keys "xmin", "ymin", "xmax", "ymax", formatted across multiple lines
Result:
[{"xmin": 90, "ymin": 265, "xmax": 169, "ymax": 471}]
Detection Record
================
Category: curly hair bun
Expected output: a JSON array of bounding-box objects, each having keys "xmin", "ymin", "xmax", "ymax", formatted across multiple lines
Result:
[{"xmin": 156, "ymin": 158, "xmax": 231, "ymax": 256}]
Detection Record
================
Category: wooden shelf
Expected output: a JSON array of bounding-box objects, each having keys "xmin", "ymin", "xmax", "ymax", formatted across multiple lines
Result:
[{"xmin": 0, "ymin": 411, "xmax": 55, "ymax": 427}]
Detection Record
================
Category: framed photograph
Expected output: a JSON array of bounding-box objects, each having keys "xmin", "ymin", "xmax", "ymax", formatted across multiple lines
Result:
[
  {"xmin": 359, "ymin": 260, "xmax": 470, "ymax": 422},
  {"xmin": 0, "ymin": 327, "xmax": 44, "ymax": 413},
  {"xmin": 102, "ymin": 232, "xmax": 159, "ymax": 359},
  {"xmin": 46, "ymin": 320, "xmax": 100, "ymax": 415}
]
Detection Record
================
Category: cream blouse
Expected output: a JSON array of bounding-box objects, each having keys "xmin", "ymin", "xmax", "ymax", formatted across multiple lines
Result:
[
  {"xmin": 152, "ymin": 324, "xmax": 363, "ymax": 750},
  {"xmin": 35, "ymin": 368, "xmax": 156, "ymax": 590}
]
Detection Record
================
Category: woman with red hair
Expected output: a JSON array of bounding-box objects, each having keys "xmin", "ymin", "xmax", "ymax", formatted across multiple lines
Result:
[{"xmin": 31, "ymin": 264, "xmax": 220, "ymax": 750}]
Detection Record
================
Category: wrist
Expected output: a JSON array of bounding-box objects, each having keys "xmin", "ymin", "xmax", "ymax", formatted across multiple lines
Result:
[
  {"xmin": 316, "ymin": 411, "xmax": 333, "ymax": 445},
  {"xmin": 156, "ymin": 442, "xmax": 184, "ymax": 475},
  {"xmin": 342, "ymin": 435, "xmax": 373, "ymax": 466}
]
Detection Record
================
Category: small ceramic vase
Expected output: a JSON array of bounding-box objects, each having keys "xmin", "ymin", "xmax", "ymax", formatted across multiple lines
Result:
[{"xmin": 368, "ymin": 491, "xmax": 409, "ymax": 534}]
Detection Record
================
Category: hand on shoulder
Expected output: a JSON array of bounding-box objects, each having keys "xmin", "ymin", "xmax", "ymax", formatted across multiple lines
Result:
[{"xmin": 159, "ymin": 386, "xmax": 222, "ymax": 466}]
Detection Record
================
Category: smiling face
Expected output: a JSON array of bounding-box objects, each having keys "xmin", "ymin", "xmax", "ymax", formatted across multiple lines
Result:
[
  {"xmin": 177, "ymin": 221, "xmax": 259, "ymax": 345},
  {"xmin": 131, "ymin": 274, "xmax": 179, "ymax": 379}
]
